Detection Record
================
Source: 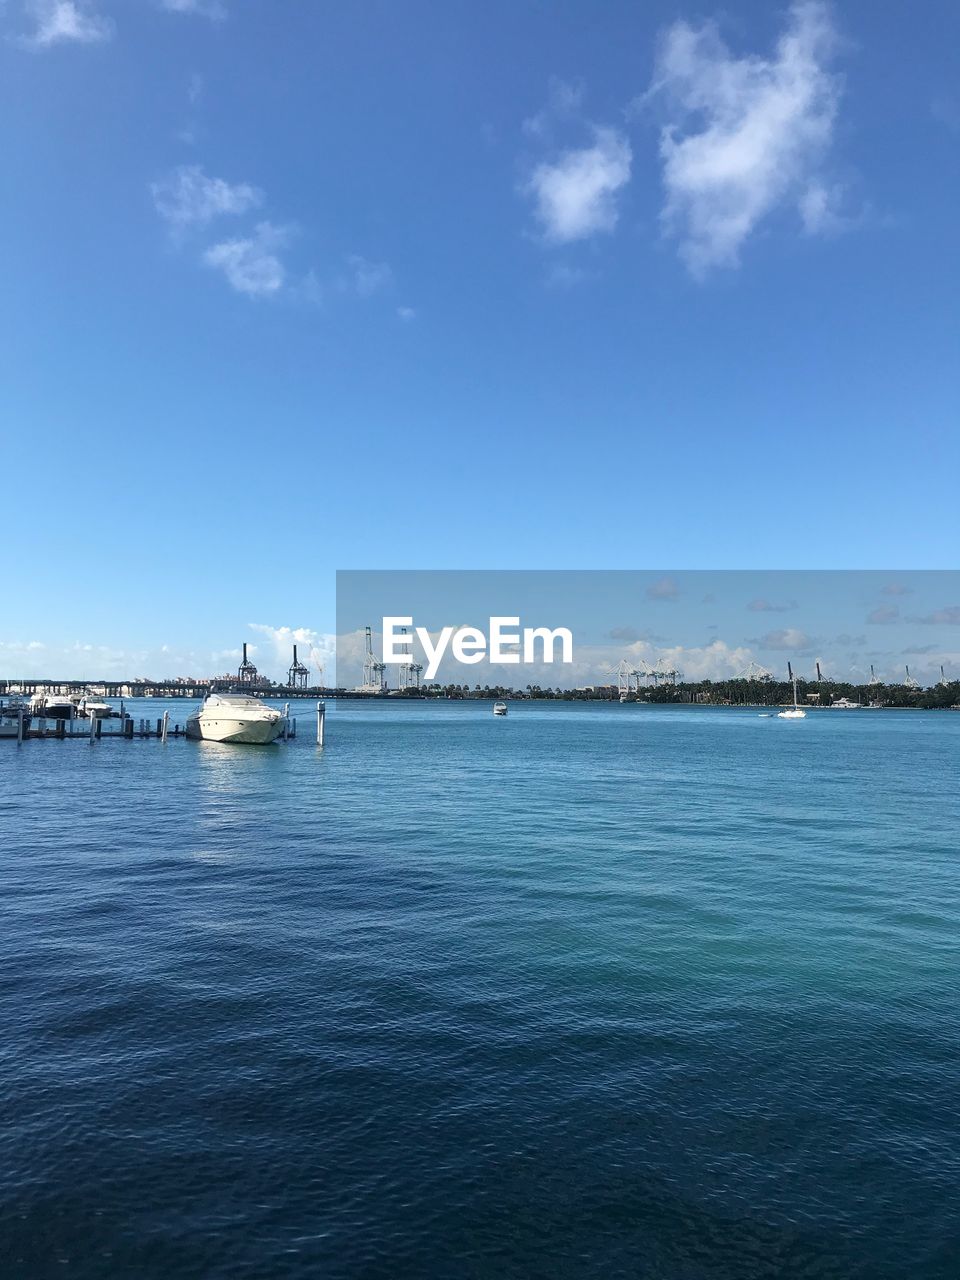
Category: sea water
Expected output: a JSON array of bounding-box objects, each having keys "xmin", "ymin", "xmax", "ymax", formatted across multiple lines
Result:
[{"xmin": 1, "ymin": 701, "xmax": 958, "ymax": 1277}]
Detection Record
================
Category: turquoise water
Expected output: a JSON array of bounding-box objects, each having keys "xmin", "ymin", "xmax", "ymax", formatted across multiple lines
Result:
[{"xmin": 2, "ymin": 701, "xmax": 959, "ymax": 1277}]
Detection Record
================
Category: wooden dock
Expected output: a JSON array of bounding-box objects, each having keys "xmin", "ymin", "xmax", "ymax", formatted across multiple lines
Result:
[
  {"xmin": 3, "ymin": 712, "xmax": 187, "ymax": 742},
  {"xmin": 1, "ymin": 701, "xmax": 326, "ymax": 746},
  {"xmin": 1, "ymin": 710, "xmax": 304, "ymax": 744}
]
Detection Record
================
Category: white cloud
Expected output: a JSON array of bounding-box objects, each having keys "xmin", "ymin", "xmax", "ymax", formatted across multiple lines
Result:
[
  {"xmin": 748, "ymin": 627, "xmax": 817, "ymax": 650},
  {"xmin": 647, "ymin": 577, "xmax": 680, "ymax": 600},
  {"xmin": 248, "ymin": 624, "xmax": 336, "ymax": 681},
  {"xmin": 544, "ymin": 262, "xmax": 591, "ymax": 289},
  {"xmin": 26, "ymin": 1, "xmax": 112, "ymax": 46},
  {"xmin": 151, "ymin": 165, "xmax": 262, "ymax": 229},
  {"xmin": 203, "ymin": 221, "xmax": 289, "ymax": 297},
  {"xmin": 619, "ymin": 638, "xmax": 756, "ymax": 682},
  {"xmin": 867, "ymin": 606, "xmax": 899, "ymax": 625},
  {"xmin": 910, "ymin": 607, "xmax": 960, "ymax": 626},
  {"xmin": 346, "ymin": 255, "xmax": 393, "ymax": 297},
  {"xmin": 798, "ymin": 179, "xmax": 850, "ymax": 235},
  {"xmin": 397, "ymin": 306, "xmax": 417, "ymax": 322},
  {"xmin": 522, "ymin": 78, "xmax": 584, "ymax": 139},
  {"xmin": 161, "ymin": 0, "xmax": 227, "ymax": 18},
  {"xmin": 747, "ymin": 598, "xmax": 797, "ymax": 612},
  {"xmin": 649, "ymin": 0, "xmax": 843, "ymax": 276},
  {"xmin": 525, "ymin": 126, "xmax": 632, "ymax": 243}
]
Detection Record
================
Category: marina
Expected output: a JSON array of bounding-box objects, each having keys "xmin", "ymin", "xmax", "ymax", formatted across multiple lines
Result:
[{"xmin": 0, "ymin": 697, "xmax": 320, "ymax": 744}]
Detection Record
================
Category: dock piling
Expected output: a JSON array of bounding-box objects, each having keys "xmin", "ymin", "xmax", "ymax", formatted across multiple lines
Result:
[
  {"xmin": 316, "ymin": 701, "xmax": 325, "ymax": 746},
  {"xmin": 161, "ymin": 711, "xmax": 169, "ymax": 744}
]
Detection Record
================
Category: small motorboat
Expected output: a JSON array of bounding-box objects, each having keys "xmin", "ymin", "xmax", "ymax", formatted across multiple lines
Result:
[
  {"xmin": 77, "ymin": 697, "xmax": 115, "ymax": 719},
  {"xmin": 493, "ymin": 701, "xmax": 508, "ymax": 716},
  {"xmin": 186, "ymin": 692, "xmax": 285, "ymax": 744}
]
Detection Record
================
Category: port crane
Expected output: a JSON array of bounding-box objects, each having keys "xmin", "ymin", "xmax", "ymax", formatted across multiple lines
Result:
[
  {"xmin": 310, "ymin": 647, "xmax": 326, "ymax": 691},
  {"xmin": 649, "ymin": 658, "xmax": 682, "ymax": 686},
  {"xmin": 396, "ymin": 627, "xmax": 423, "ymax": 692},
  {"xmin": 287, "ymin": 644, "xmax": 311, "ymax": 690},
  {"xmin": 606, "ymin": 659, "xmax": 640, "ymax": 698},
  {"xmin": 361, "ymin": 625, "xmax": 387, "ymax": 693},
  {"xmin": 608, "ymin": 657, "xmax": 683, "ymax": 689},
  {"xmin": 237, "ymin": 643, "xmax": 259, "ymax": 686},
  {"xmin": 735, "ymin": 662, "xmax": 774, "ymax": 682}
]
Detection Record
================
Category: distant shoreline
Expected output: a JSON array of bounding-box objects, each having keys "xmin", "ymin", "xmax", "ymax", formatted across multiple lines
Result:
[{"xmin": 4, "ymin": 683, "xmax": 957, "ymax": 712}]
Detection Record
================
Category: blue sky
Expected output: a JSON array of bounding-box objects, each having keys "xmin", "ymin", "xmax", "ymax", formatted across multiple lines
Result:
[{"xmin": 1, "ymin": 1, "xmax": 958, "ymax": 680}]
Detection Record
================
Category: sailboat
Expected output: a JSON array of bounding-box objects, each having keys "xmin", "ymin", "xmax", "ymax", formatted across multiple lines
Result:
[{"xmin": 777, "ymin": 672, "xmax": 806, "ymax": 719}]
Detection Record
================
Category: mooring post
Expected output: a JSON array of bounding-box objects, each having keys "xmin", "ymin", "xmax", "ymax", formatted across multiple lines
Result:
[
  {"xmin": 89, "ymin": 713, "xmax": 96, "ymax": 743},
  {"xmin": 316, "ymin": 701, "xmax": 325, "ymax": 746},
  {"xmin": 161, "ymin": 711, "xmax": 169, "ymax": 743},
  {"xmin": 124, "ymin": 717, "xmax": 133, "ymax": 739},
  {"xmin": 17, "ymin": 709, "xmax": 24, "ymax": 744},
  {"xmin": 282, "ymin": 703, "xmax": 290, "ymax": 742}
]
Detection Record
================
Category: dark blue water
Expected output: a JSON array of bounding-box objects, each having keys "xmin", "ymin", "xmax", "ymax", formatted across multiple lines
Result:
[{"xmin": 2, "ymin": 701, "xmax": 959, "ymax": 1278}]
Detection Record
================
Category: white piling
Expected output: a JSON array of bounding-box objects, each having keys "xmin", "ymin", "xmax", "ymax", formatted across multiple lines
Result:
[
  {"xmin": 161, "ymin": 710, "xmax": 169, "ymax": 743},
  {"xmin": 89, "ymin": 712, "xmax": 97, "ymax": 742},
  {"xmin": 282, "ymin": 703, "xmax": 290, "ymax": 742},
  {"xmin": 316, "ymin": 701, "xmax": 325, "ymax": 746}
]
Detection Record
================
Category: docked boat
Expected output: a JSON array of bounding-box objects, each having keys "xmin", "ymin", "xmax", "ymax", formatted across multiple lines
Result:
[
  {"xmin": 830, "ymin": 697, "xmax": 860, "ymax": 709},
  {"xmin": 77, "ymin": 697, "xmax": 115, "ymax": 719},
  {"xmin": 777, "ymin": 675, "xmax": 806, "ymax": 719},
  {"xmin": 493, "ymin": 701, "xmax": 508, "ymax": 716},
  {"xmin": 186, "ymin": 692, "xmax": 284, "ymax": 744},
  {"xmin": 30, "ymin": 692, "xmax": 77, "ymax": 719},
  {"xmin": 0, "ymin": 698, "xmax": 30, "ymax": 737}
]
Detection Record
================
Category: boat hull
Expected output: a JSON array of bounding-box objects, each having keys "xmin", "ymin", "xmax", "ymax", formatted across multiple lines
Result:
[
  {"xmin": 33, "ymin": 701, "xmax": 75, "ymax": 719},
  {"xmin": 186, "ymin": 714, "xmax": 283, "ymax": 744}
]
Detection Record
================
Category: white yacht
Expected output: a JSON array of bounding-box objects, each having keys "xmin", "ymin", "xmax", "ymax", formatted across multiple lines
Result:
[
  {"xmin": 830, "ymin": 697, "xmax": 861, "ymax": 709},
  {"xmin": 186, "ymin": 693, "xmax": 285, "ymax": 745},
  {"xmin": 777, "ymin": 675, "xmax": 806, "ymax": 719},
  {"xmin": 77, "ymin": 696, "xmax": 114, "ymax": 719},
  {"xmin": 30, "ymin": 692, "xmax": 77, "ymax": 719},
  {"xmin": 493, "ymin": 701, "xmax": 508, "ymax": 716}
]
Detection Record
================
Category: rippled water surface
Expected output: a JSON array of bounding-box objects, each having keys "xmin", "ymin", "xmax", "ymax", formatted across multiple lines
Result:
[{"xmin": 2, "ymin": 701, "xmax": 959, "ymax": 1278}]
